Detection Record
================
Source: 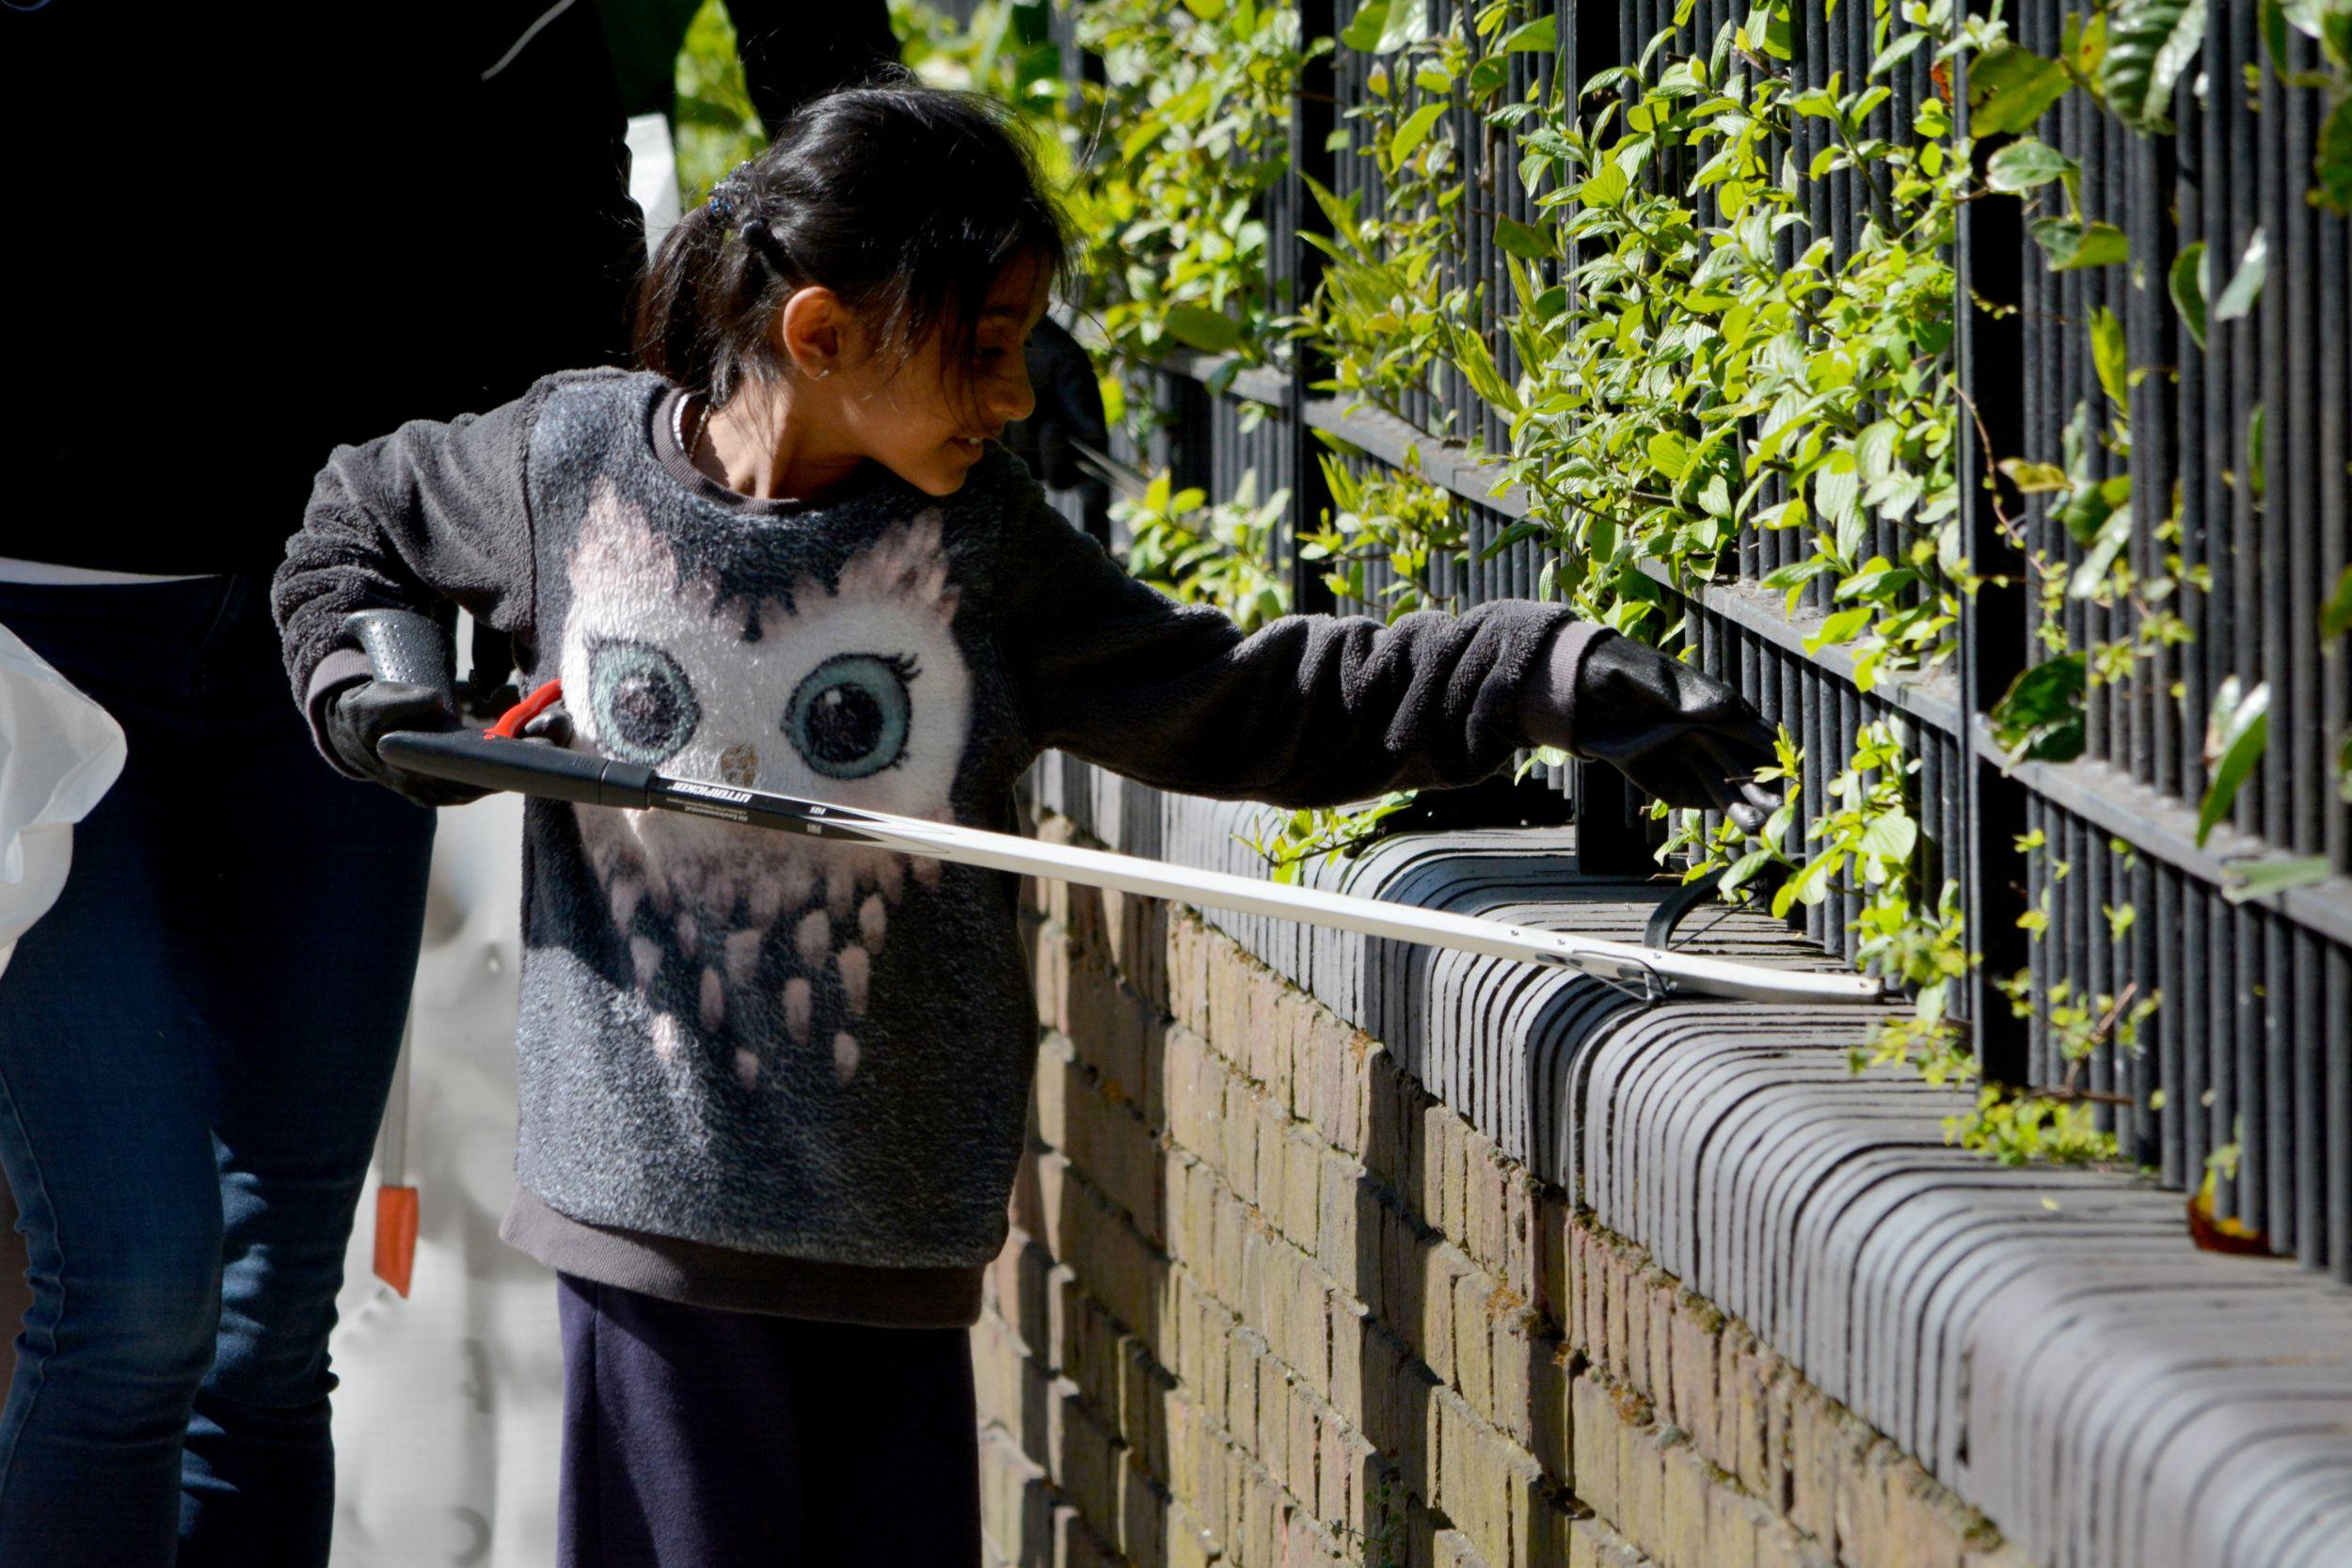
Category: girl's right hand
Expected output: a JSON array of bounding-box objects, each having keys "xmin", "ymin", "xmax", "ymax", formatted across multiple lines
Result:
[{"xmin": 323, "ymin": 678, "xmax": 489, "ymax": 808}]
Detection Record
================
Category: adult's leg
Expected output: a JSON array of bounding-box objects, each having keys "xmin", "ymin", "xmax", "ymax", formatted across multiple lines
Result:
[
  {"xmin": 172, "ymin": 576, "xmax": 437, "ymax": 1566},
  {"xmin": 0, "ymin": 580, "xmax": 236, "ymax": 1565},
  {"xmin": 554, "ymin": 1273, "xmax": 981, "ymax": 1568}
]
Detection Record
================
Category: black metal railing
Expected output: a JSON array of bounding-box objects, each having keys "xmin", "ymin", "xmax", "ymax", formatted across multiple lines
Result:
[{"xmin": 1005, "ymin": 0, "xmax": 2352, "ymax": 1279}]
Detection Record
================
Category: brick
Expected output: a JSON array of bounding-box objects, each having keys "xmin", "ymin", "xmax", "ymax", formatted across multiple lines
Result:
[
  {"xmin": 1316, "ymin": 1155, "xmax": 1371, "ymax": 1292},
  {"xmin": 1489, "ymin": 1307, "xmax": 1537, "ymax": 1451},
  {"xmin": 1660, "ymin": 1443, "xmax": 1710, "ymax": 1568},
  {"xmin": 1380, "ymin": 1205, "xmax": 1422, "ymax": 1332},
  {"xmin": 1570, "ymin": 1227, "xmax": 1602, "ymax": 1363},
  {"xmin": 1397, "ymin": 1366, "xmax": 1440, "ymax": 1500},
  {"xmin": 1259, "ymin": 1361, "xmax": 1291, "ymax": 1487},
  {"xmin": 1452, "ymin": 1269, "xmax": 1494, "ymax": 1417},
  {"xmin": 1361, "ymin": 1051, "xmax": 1407, "ymax": 1193},
  {"xmin": 1617, "ymin": 1415, "xmax": 1668, "ymax": 1556},
  {"xmin": 1645, "ymin": 1281, "xmax": 1676, "ymax": 1418},
  {"xmin": 1704, "ymin": 1481, "xmax": 1763, "ymax": 1568},
  {"xmin": 1667, "ymin": 1297, "xmax": 1722, "ymax": 1469},
  {"xmin": 1361, "ymin": 1320, "xmax": 1411, "ymax": 1458},
  {"xmin": 1284, "ymin": 1130, "xmax": 1323, "ymax": 1254},
  {"xmin": 1619, "ymin": 1268, "xmax": 1652, "ymax": 1405},
  {"xmin": 1531, "ymin": 1338, "xmax": 1572, "ymax": 1489},
  {"xmin": 1420, "ymin": 1242, "xmax": 1459, "ymax": 1387},
  {"xmin": 1888, "ymin": 1467, "xmax": 1979, "ymax": 1568},
  {"xmin": 1786, "ymin": 1393, "xmax": 1840, "ymax": 1551},
  {"xmin": 1571, "ymin": 1376, "xmax": 1620, "ymax": 1522},
  {"xmin": 1499, "ymin": 1170, "xmax": 1537, "ymax": 1309},
  {"xmin": 1466, "ymin": 1144, "xmax": 1508, "ymax": 1283},
  {"xmin": 1831, "ymin": 1433, "xmax": 1898, "ymax": 1568}
]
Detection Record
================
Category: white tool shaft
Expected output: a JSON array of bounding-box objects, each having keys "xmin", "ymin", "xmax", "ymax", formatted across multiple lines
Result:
[{"xmin": 844, "ymin": 810, "xmax": 1885, "ymax": 1006}]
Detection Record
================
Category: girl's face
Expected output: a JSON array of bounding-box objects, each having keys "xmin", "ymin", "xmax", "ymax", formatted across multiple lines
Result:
[{"xmin": 791, "ymin": 261, "xmax": 1052, "ymax": 499}]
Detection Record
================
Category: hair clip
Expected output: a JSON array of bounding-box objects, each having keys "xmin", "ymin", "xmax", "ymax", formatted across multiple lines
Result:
[{"xmin": 706, "ymin": 161, "xmax": 754, "ymax": 227}]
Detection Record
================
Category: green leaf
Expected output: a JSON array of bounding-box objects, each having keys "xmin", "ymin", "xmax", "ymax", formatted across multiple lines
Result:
[
  {"xmin": 2057, "ymin": 472, "xmax": 2130, "ymax": 546},
  {"xmin": 2213, "ymin": 227, "xmax": 2268, "ymax": 322},
  {"xmin": 1986, "ymin": 136, "xmax": 2079, "ymax": 193},
  {"xmin": 1992, "ymin": 653, "xmax": 2089, "ymax": 762},
  {"xmin": 1813, "ymin": 452, "xmax": 1862, "ymax": 544},
  {"xmin": 1804, "ymin": 606, "xmax": 1874, "ymax": 653},
  {"xmin": 1719, "ymin": 848, "xmax": 1777, "ymax": 894},
  {"xmin": 1499, "ymin": 14, "xmax": 1556, "ymax": 53},
  {"xmin": 1340, "ymin": 2, "xmax": 1389, "ymax": 53},
  {"xmin": 2250, "ymin": 403, "xmax": 2267, "ymax": 501},
  {"xmin": 2264, "ymin": 0, "xmax": 2294, "ymax": 74},
  {"xmin": 2323, "ymin": 562, "xmax": 2352, "ymax": 640},
  {"xmin": 1495, "ymin": 215, "xmax": 1554, "ymax": 260},
  {"xmin": 1647, "ymin": 431, "xmax": 1692, "ymax": 482},
  {"xmin": 1739, "ymin": 4, "xmax": 1793, "ymax": 62},
  {"xmin": 1390, "ymin": 103, "xmax": 1447, "ymax": 164},
  {"xmin": 2008, "ymin": 461, "xmax": 2077, "ymax": 497},
  {"xmin": 1579, "ymin": 161, "xmax": 1630, "ymax": 209},
  {"xmin": 2198, "ymin": 676, "xmax": 2271, "ymax": 847},
  {"xmin": 2101, "ymin": 0, "xmax": 2208, "ymax": 133},
  {"xmin": 1856, "ymin": 810, "xmax": 1919, "ymax": 864},
  {"xmin": 2169, "ymin": 242, "xmax": 2210, "ymax": 351},
  {"xmin": 2090, "ymin": 306, "xmax": 2129, "ymax": 409},
  {"xmin": 2069, "ymin": 502, "xmax": 2133, "ymax": 597},
  {"xmin": 1376, "ymin": 0, "xmax": 1432, "ymax": 54},
  {"xmin": 1967, "ymin": 44, "xmax": 2074, "ymax": 136},
  {"xmin": 2029, "ymin": 216, "xmax": 2130, "ymax": 271},
  {"xmin": 2221, "ymin": 854, "xmax": 2333, "ymax": 903},
  {"xmin": 2318, "ymin": 99, "xmax": 2352, "ymax": 214},
  {"xmin": 2000, "ymin": 458, "xmax": 2074, "ymax": 494},
  {"xmin": 1448, "ymin": 325, "xmax": 1520, "ymax": 414},
  {"xmin": 1163, "ymin": 304, "xmax": 1246, "ymax": 355}
]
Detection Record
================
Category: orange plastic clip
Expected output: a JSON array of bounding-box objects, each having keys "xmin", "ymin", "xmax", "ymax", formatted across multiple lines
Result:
[
  {"xmin": 373, "ymin": 1185, "xmax": 420, "ymax": 1297},
  {"xmin": 486, "ymin": 679, "xmax": 566, "ymax": 740}
]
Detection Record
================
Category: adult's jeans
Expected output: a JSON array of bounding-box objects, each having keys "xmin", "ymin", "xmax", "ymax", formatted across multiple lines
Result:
[{"xmin": 0, "ymin": 573, "xmax": 434, "ymax": 1566}]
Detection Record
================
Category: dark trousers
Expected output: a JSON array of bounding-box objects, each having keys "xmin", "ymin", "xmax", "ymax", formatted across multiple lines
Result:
[
  {"xmin": 0, "ymin": 574, "xmax": 434, "ymax": 1566},
  {"xmin": 557, "ymin": 1273, "xmax": 983, "ymax": 1568}
]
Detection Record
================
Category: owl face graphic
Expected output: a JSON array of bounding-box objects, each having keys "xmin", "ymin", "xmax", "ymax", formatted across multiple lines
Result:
[{"xmin": 560, "ymin": 483, "xmax": 972, "ymax": 1089}]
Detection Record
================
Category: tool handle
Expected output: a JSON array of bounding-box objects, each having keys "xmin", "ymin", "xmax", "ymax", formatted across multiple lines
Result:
[{"xmin": 376, "ymin": 731, "xmax": 655, "ymax": 809}]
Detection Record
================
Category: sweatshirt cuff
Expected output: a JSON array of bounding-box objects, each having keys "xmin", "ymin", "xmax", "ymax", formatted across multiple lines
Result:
[
  {"xmin": 1517, "ymin": 621, "xmax": 1613, "ymax": 753},
  {"xmin": 304, "ymin": 647, "xmax": 374, "ymax": 780}
]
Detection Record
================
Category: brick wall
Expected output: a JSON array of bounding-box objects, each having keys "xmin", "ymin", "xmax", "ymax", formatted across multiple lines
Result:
[{"xmin": 976, "ymin": 812, "xmax": 2029, "ymax": 1568}]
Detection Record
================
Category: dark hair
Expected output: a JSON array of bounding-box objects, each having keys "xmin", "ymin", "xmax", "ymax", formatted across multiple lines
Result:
[{"xmin": 634, "ymin": 77, "xmax": 1073, "ymax": 407}]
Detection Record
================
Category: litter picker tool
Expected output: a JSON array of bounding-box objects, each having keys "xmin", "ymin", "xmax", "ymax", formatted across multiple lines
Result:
[{"xmin": 377, "ymin": 705, "xmax": 1886, "ymax": 1007}]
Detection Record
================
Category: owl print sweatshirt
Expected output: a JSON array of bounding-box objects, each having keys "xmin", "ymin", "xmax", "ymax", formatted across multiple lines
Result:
[{"xmin": 277, "ymin": 367, "xmax": 1597, "ymax": 1327}]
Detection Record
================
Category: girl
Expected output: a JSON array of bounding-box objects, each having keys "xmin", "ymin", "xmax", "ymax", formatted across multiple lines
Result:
[{"xmin": 276, "ymin": 80, "xmax": 1775, "ymax": 1567}]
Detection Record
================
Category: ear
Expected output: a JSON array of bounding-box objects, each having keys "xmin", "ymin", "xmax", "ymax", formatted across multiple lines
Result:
[{"xmin": 778, "ymin": 286, "xmax": 851, "ymax": 381}]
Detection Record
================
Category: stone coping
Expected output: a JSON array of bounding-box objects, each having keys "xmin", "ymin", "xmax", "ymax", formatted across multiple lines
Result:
[{"xmin": 1031, "ymin": 755, "xmax": 2352, "ymax": 1568}]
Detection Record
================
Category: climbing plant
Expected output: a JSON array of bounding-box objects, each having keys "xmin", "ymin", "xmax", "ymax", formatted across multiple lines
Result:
[
  {"xmin": 1060, "ymin": 0, "xmax": 1321, "ymax": 364},
  {"xmin": 955, "ymin": 1, "xmax": 2352, "ymax": 1170}
]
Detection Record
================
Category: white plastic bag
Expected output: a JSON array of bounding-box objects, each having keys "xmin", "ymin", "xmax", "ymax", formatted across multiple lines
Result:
[{"xmin": 0, "ymin": 622, "xmax": 127, "ymax": 974}]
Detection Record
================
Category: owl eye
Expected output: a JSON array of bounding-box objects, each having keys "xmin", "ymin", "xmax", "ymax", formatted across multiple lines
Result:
[
  {"xmin": 784, "ymin": 653, "xmax": 915, "ymax": 780},
  {"xmin": 587, "ymin": 640, "xmax": 701, "ymax": 766}
]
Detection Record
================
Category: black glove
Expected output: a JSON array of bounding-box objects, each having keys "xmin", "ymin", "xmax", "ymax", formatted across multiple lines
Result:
[
  {"xmin": 323, "ymin": 610, "xmax": 489, "ymax": 808},
  {"xmin": 1540, "ymin": 629, "xmax": 1782, "ymax": 833},
  {"xmin": 1006, "ymin": 316, "xmax": 1109, "ymax": 491}
]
